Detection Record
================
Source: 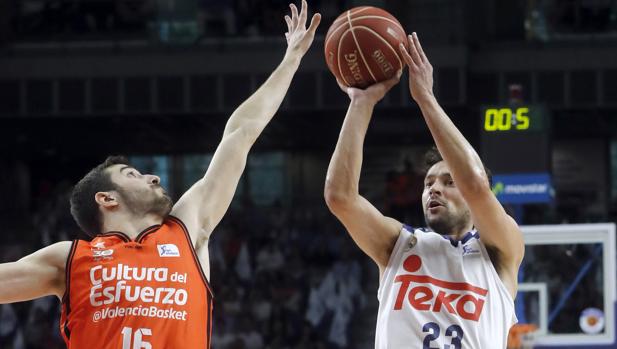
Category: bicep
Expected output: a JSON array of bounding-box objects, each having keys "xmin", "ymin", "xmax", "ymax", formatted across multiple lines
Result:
[
  {"xmin": 329, "ymin": 195, "xmax": 402, "ymax": 271},
  {"xmin": 0, "ymin": 242, "xmax": 71, "ymax": 303}
]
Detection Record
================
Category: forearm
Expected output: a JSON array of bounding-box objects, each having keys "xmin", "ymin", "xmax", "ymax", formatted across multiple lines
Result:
[
  {"xmin": 223, "ymin": 53, "xmax": 302, "ymax": 140},
  {"xmin": 325, "ymin": 99, "xmax": 375, "ymax": 198},
  {"xmin": 417, "ymin": 95, "xmax": 486, "ymax": 187}
]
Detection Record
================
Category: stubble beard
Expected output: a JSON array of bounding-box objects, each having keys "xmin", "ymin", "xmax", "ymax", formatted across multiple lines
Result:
[
  {"xmin": 424, "ymin": 208, "xmax": 470, "ymax": 236},
  {"xmin": 117, "ymin": 187, "xmax": 173, "ymax": 218}
]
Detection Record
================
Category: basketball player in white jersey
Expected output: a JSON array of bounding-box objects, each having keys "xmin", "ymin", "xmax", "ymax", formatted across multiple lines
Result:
[{"xmin": 324, "ymin": 32, "xmax": 524, "ymax": 348}]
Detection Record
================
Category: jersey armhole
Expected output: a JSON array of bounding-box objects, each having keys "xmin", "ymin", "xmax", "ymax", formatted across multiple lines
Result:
[
  {"xmin": 167, "ymin": 215, "xmax": 214, "ymax": 298},
  {"xmin": 377, "ymin": 225, "xmax": 414, "ymax": 301},
  {"xmin": 61, "ymin": 240, "xmax": 78, "ymax": 306},
  {"xmin": 61, "ymin": 239, "xmax": 79, "ymax": 340},
  {"xmin": 477, "ymin": 239, "xmax": 517, "ymax": 321}
]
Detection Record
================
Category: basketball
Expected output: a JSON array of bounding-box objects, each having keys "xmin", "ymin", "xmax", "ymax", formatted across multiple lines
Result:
[{"xmin": 324, "ymin": 6, "xmax": 409, "ymax": 89}]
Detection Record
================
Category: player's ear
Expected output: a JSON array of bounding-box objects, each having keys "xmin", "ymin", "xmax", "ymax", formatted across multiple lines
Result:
[{"xmin": 95, "ymin": 192, "xmax": 118, "ymax": 209}]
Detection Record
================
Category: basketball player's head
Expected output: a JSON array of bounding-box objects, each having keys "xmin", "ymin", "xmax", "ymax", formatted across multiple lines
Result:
[
  {"xmin": 421, "ymin": 148, "xmax": 492, "ymax": 236},
  {"xmin": 70, "ymin": 156, "xmax": 172, "ymax": 235}
]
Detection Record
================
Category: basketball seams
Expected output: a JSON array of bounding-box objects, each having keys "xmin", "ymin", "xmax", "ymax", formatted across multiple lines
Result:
[
  {"xmin": 325, "ymin": 6, "xmax": 406, "ymax": 88},
  {"xmin": 347, "ymin": 10, "xmax": 378, "ymax": 84},
  {"xmin": 327, "ymin": 6, "xmax": 373, "ymax": 34},
  {"xmin": 337, "ymin": 28, "xmax": 353, "ymax": 87},
  {"xmin": 355, "ymin": 26, "xmax": 402, "ymax": 71},
  {"xmin": 326, "ymin": 15, "xmax": 404, "ymax": 45}
]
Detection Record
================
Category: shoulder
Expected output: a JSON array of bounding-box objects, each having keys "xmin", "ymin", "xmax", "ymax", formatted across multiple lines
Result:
[
  {"xmin": 25, "ymin": 241, "xmax": 74, "ymax": 267},
  {"xmin": 18, "ymin": 241, "xmax": 74, "ymax": 299}
]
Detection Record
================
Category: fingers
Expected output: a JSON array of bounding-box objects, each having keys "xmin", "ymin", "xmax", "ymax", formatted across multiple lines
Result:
[
  {"xmin": 290, "ymin": 3, "xmax": 299, "ymax": 31},
  {"xmin": 407, "ymin": 34, "xmax": 423, "ymax": 66},
  {"xmin": 381, "ymin": 70, "xmax": 402, "ymax": 87},
  {"xmin": 412, "ymin": 32, "xmax": 428, "ymax": 63},
  {"xmin": 385, "ymin": 69, "xmax": 403, "ymax": 87},
  {"xmin": 298, "ymin": 0, "xmax": 308, "ymax": 30},
  {"xmin": 284, "ymin": 15, "xmax": 292, "ymax": 33},
  {"xmin": 399, "ymin": 42, "xmax": 416, "ymax": 69},
  {"xmin": 307, "ymin": 13, "xmax": 321, "ymax": 35}
]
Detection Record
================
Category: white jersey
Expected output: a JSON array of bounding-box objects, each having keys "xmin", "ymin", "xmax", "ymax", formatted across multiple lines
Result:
[{"xmin": 375, "ymin": 225, "xmax": 516, "ymax": 348}]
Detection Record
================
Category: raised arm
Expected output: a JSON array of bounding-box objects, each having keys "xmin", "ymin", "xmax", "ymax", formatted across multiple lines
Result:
[
  {"xmin": 172, "ymin": 1, "xmax": 321, "ymax": 242},
  {"xmin": 324, "ymin": 74, "xmax": 402, "ymax": 274},
  {"xmin": 399, "ymin": 33, "xmax": 524, "ymax": 295},
  {"xmin": 0, "ymin": 241, "xmax": 71, "ymax": 304}
]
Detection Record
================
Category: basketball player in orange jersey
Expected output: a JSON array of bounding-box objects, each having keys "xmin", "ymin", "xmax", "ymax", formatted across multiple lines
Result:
[
  {"xmin": 324, "ymin": 33, "xmax": 525, "ymax": 348},
  {"xmin": 0, "ymin": 2, "xmax": 320, "ymax": 348}
]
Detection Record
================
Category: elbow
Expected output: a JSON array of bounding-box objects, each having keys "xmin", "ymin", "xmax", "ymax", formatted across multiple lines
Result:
[
  {"xmin": 324, "ymin": 181, "xmax": 356, "ymax": 213},
  {"xmin": 223, "ymin": 122, "xmax": 259, "ymax": 146}
]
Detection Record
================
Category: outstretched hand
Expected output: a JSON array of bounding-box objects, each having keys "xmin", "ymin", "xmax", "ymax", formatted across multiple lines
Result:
[
  {"xmin": 284, "ymin": 0, "xmax": 321, "ymax": 58},
  {"xmin": 399, "ymin": 32, "xmax": 434, "ymax": 103},
  {"xmin": 337, "ymin": 70, "xmax": 402, "ymax": 105}
]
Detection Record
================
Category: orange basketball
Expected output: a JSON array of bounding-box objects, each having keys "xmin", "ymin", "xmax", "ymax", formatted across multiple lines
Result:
[{"xmin": 324, "ymin": 6, "xmax": 409, "ymax": 89}]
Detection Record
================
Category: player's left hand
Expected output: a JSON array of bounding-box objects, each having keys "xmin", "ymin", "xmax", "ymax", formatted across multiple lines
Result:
[
  {"xmin": 284, "ymin": 0, "xmax": 321, "ymax": 58},
  {"xmin": 399, "ymin": 32, "xmax": 435, "ymax": 103}
]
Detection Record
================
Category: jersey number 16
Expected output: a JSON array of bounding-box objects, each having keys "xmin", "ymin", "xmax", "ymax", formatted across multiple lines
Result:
[{"xmin": 122, "ymin": 327, "xmax": 152, "ymax": 349}]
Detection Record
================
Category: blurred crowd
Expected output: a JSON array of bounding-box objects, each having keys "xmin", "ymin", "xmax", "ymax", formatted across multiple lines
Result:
[
  {"xmin": 0, "ymin": 0, "xmax": 349, "ymax": 43},
  {"xmin": 527, "ymin": 0, "xmax": 617, "ymax": 40},
  {"xmin": 209, "ymin": 205, "xmax": 367, "ymax": 349},
  {"xmin": 2, "ymin": 0, "xmax": 617, "ymax": 44}
]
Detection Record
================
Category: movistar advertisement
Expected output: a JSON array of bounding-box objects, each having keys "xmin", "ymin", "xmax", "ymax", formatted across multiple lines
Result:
[{"xmin": 491, "ymin": 173, "xmax": 553, "ymax": 204}]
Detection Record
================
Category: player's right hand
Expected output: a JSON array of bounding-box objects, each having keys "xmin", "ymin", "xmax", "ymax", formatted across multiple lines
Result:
[
  {"xmin": 337, "ymin": 70, "xmax": 402, "ymax": 105},
  {"xmin": 284, "ymin": 0, "xmax": 321, "ymax": 58}
]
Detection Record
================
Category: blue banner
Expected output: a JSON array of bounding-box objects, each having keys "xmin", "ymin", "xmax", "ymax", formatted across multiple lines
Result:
[{"xmin": 491, "ymin": 173, "xmax": 553, "ymax": 204}]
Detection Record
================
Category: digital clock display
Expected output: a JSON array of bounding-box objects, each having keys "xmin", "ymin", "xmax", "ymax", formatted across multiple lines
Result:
[
  {"xmin": 481, "ymin": 105, "xmax": 547, "ymax": 132},
  {"xmin": 484, "ymin": 107, "xmax": 529, "ymax": 131}
]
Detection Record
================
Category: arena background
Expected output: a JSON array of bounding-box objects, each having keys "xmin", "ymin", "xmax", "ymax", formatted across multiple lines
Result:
[{"xmin": 1, "ymin": 0, "xmax": 617, "ymax": 348}]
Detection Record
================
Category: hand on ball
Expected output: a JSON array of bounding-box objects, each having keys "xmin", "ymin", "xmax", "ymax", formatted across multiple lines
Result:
[{"xmin": 337, "ymin": 69, "xmax": 402, "ymax": 105}]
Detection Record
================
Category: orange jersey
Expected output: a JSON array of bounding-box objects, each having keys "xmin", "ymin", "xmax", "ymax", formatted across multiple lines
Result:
[{"xmin": 60, "ymin": 216, "xmax": 213, "ymax": 349}]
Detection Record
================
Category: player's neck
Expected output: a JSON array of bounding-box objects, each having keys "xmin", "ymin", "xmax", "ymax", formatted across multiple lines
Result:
[
  {"xmin": 101, "ymin": 211, "xmax": 164, "ymax": 239},
  {"xmin": 448, "ymin": 223, "xmax": 475, "ymax": 240}
]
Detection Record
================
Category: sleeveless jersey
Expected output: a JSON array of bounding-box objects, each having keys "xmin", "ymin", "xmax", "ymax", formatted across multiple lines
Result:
[
  {"xmin": 375, "ymin": 225, "xmax": 516, "ymax": 348},
  {"xmin": 60, "ymin": 216, "xmax": 213, "ymax": 349}
]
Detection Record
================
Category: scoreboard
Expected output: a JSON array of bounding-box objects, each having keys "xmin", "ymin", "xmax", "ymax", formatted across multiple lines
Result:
[
  {"xmin": 480, "ymin": 104, "xmax": 552, "ymax": 204},
  {"xmin": 480, "ymin": 104, "xmax": 551, "ymax": 174}
]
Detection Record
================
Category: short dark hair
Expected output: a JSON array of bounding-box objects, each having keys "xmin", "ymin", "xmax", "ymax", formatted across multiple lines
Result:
[
  {"xmin": 70, "ymin": 156, "xmax": 130, "ymax": 236},
  {"xmin": 422, "ymin": 147, "xmax": 492, "ymax": 187}
]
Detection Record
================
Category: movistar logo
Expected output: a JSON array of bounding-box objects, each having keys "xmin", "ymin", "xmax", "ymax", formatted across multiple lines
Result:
[
  {"xmin": 492, "ymin": 182, "xmax": 505, "ymax": 195},
  {"xmin": 493, "ymin": 181, "xmax": 549, "ymax": 195}
]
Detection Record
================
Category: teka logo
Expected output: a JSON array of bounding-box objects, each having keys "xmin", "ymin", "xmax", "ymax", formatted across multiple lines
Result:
[
  {"xmin": 393, "ymin": 255, "xmax": 487, "ymax": 322},
  {"xmin": 158, "ymin": 244, "xmax": 180, "ymax": 257}
]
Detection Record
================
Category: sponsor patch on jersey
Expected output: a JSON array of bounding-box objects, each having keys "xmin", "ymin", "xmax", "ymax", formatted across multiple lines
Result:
[
  {"xmin": 404, "ymin": 235, "xmax": 418, "ymax": 252},
  {"xmin": 92, "ymin": 241, "xmax": 106, "ymax": 249},
  {"xmin": 158, "ymin": 244, "xmax": 180, "ymax": 257},
  {"xmin": 462, "ymin": 245, "xmax": 480, "ymax": 256},
  {"xmin": 92, "ymin": 249, "xmax": 114, "ymax": 258}
]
